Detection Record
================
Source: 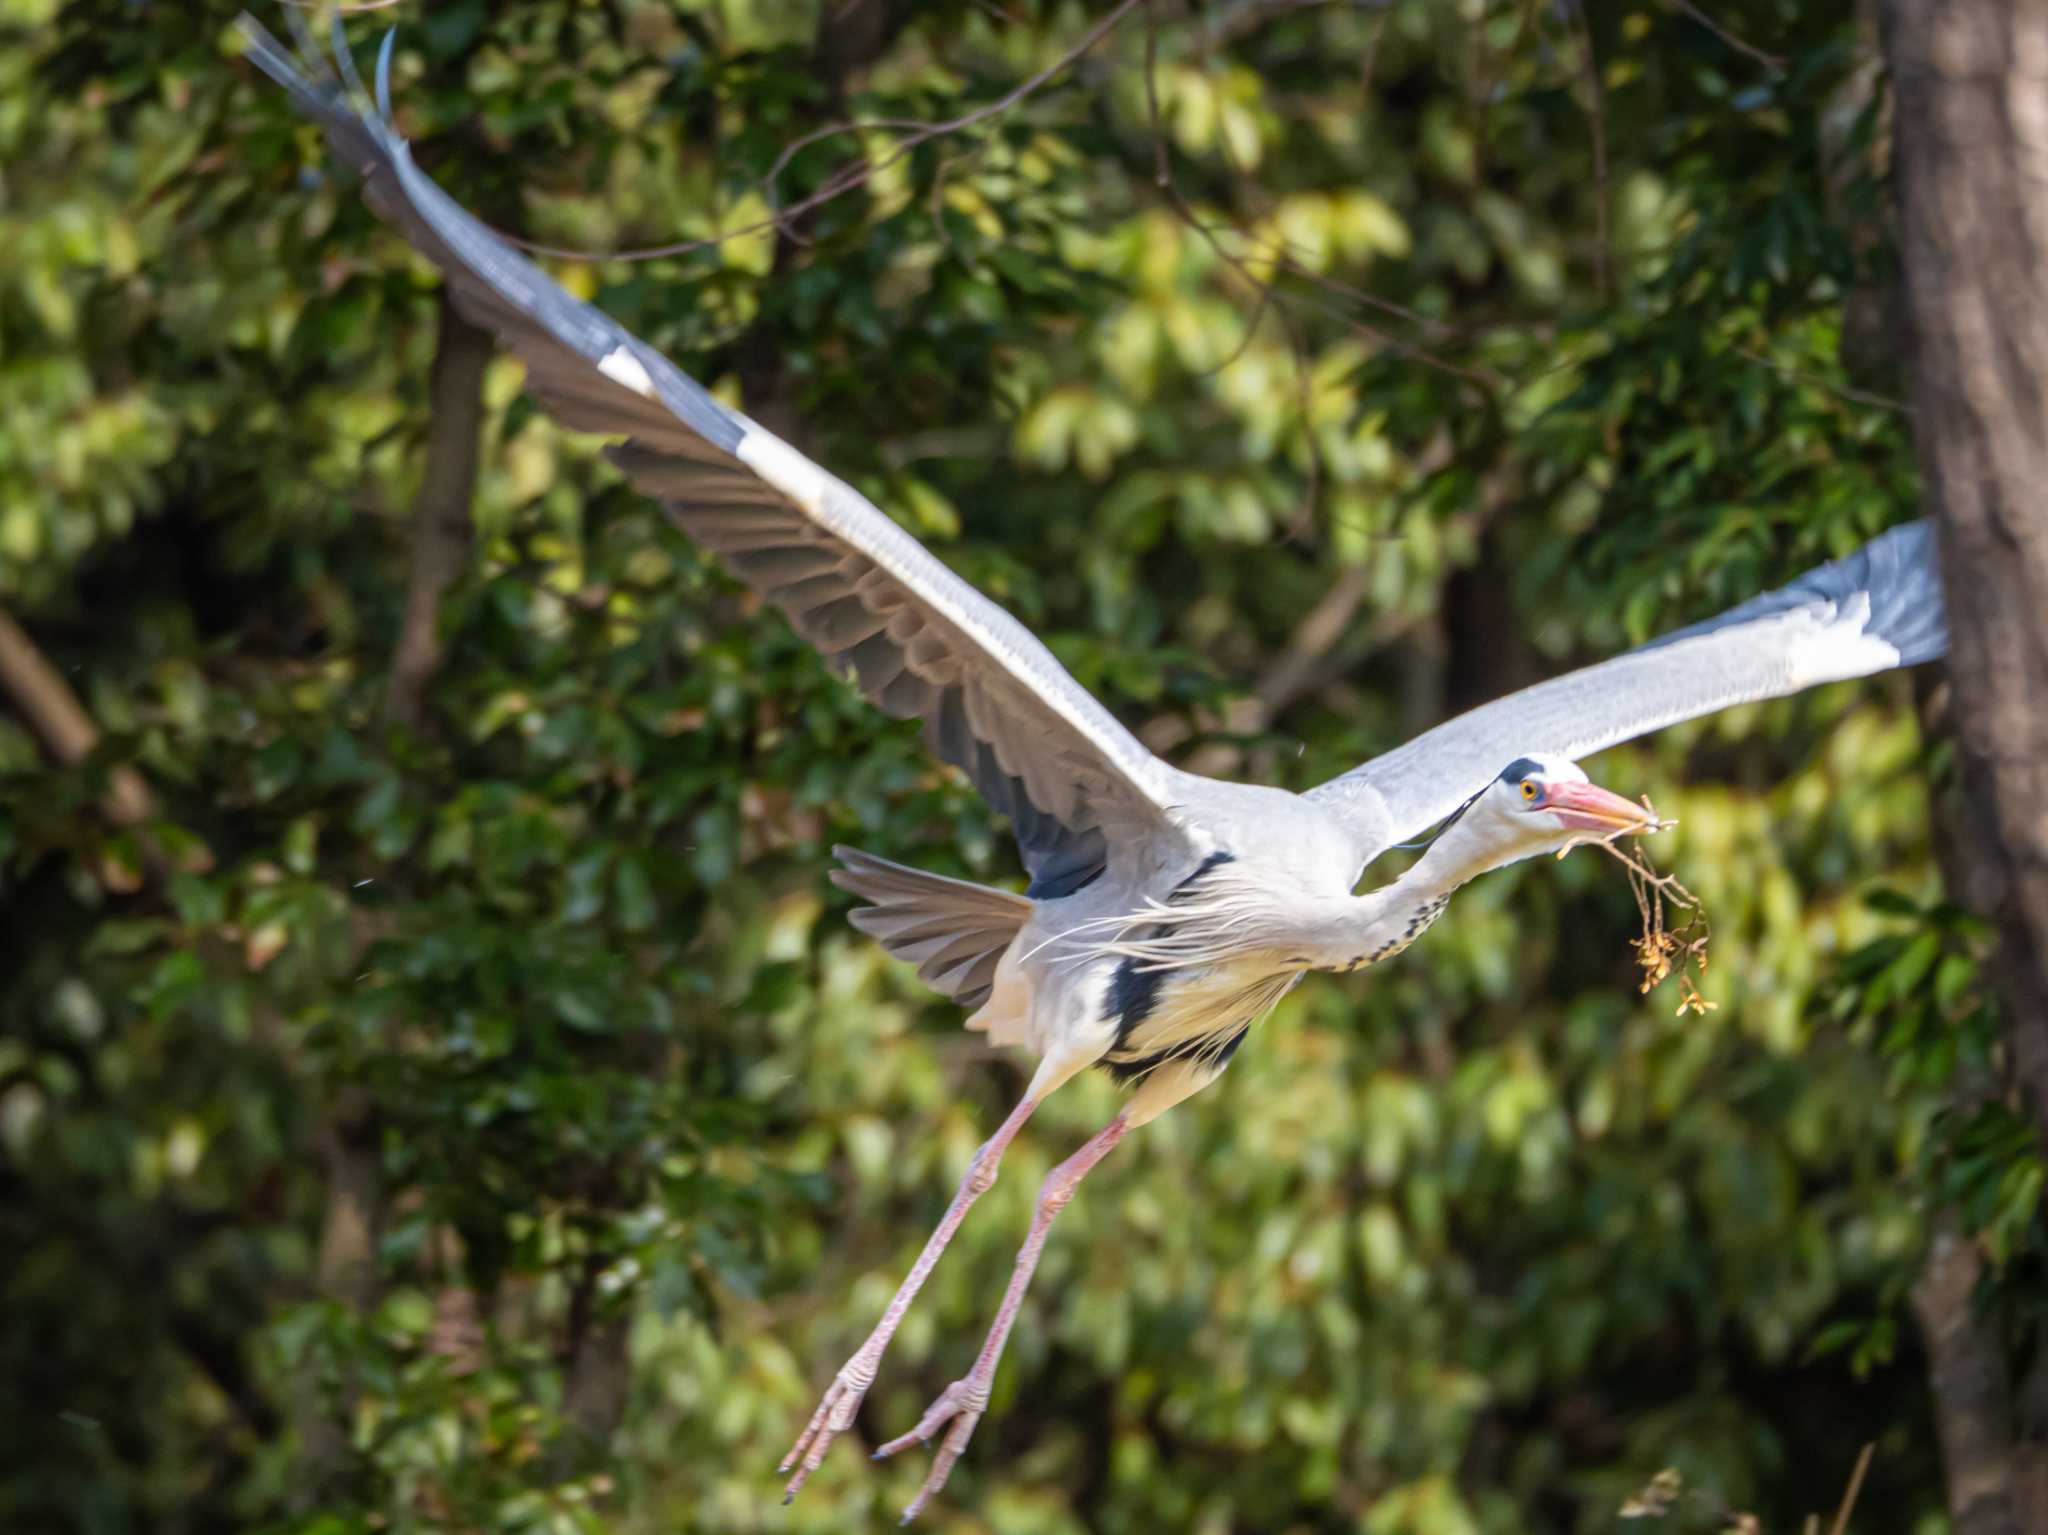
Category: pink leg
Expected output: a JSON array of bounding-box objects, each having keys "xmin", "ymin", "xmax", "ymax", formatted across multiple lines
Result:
[
  {"xmin": 780, "ymin": 1090, "xmax": 1042, "ymax": 1501},
  {"xmin": 875, "ymin": 1111, "xmax": 1132, "ymax": 1524}
]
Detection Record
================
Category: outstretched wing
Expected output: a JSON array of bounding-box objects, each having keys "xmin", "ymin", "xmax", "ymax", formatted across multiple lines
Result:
[
  {"xmin": 239, "ymin": 16, "xmax": 1183, "ymax": 894},
  {"xmin": 1308, "ymin": 520, "xmax": 1946, "ymax": 861}
]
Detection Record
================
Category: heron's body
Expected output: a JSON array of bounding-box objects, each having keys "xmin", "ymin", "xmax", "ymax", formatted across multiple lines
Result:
[
  {"xmin": 857, "ymin": 769, "xmax": 1568, "ymax": 1123},
  {"xmin": 851, "ymin": 779, "xmax": 1404, "ymax": 1108},
  {"xmin": 238, "ymin": 14, "xmax": 1954, "ymax": 1520}
]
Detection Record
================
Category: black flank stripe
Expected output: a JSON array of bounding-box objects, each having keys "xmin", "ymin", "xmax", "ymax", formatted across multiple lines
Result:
[{"xmin": 1100, "ymin": 1025, "xmax": 1250, "ymax": 1086}]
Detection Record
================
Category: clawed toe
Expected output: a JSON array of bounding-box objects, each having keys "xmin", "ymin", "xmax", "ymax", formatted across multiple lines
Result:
[
  {"xmin": 779, "ymin": 1368, "xmax": 870, "ymax": 1502},
  {"xmin": 873, "ymin": 1378, "xmax": 989, "ymax": 1523}
]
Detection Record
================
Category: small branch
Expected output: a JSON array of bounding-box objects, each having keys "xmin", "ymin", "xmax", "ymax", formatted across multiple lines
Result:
[
  {"xmin": 1248, "ymin": 565, "xmax": 1374, "ymax": 725},
  {"xmin": 1138, "ymin": 64, "xmax": 1504, "ymax": 395},
  {"xmin": 512, "ymin": 0, "xmax": 1143, "ymax": 263},
  {"xmin": 1267, "ymin": 251, "xmax": 1473, "ymax": 343},
  {"xmin": 1731, "ymin": 343, "xmax": 1914, "ymax": 416},
  {"xmin": 1143, "ymin": 0, "xmax": 1411, "ymax": 542},
  {"xmin": 1359, "ymin": 0, "xmax": 1390, "ymax": 95},
  {"xmin": 1828, "ymin": 1442, "xmax": 1875, "ymax": 1535},
  {"xmin": 287, "ymin": 289, "xmax": 487, "ymax": 1506},
  {"xmin": 0, "ymin": 607, "xmax": 155, "ymax": 826},
  {"xmin": 0, "ymin": 605, "xmax": 214, "ymax": 883},
  {"xmin": 1664, "ymin": 0, "xmax": 1787, "ymax": 73}
]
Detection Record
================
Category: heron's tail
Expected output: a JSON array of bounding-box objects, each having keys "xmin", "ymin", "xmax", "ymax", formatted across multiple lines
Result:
[{"xmin": 831, "ymin": 847, "xmax": 1032, "ymax": 1012}]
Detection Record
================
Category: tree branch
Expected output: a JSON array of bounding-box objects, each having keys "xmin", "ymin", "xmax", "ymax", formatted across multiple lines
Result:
[
  {"xmin": 292, "ymin": 1086, "xmax": 384, "ymax": 1508},
  {"xmin": 1663, "ymin": 0, "xmax": 1786, "ymax": 72},
  {"xmin": 0, "ymin": 607, "xmax": 159, "ymax": 830},
  {"xmin": 385, "ymin": 291, "xmax": 491, "ymax": 730},
  {"xmin": 512, "ymin": 0, "xmax": 1140, "ymax": 264}
]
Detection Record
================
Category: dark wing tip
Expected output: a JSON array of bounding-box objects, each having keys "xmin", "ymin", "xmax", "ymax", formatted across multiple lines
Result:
[
  {"xmin": 1638, "ymin": 518, "xmax": 1945, "ymax": 668},
  {"xmin": 1861, "ymin": 520, "xmax": 1947, "ymax": 666}
]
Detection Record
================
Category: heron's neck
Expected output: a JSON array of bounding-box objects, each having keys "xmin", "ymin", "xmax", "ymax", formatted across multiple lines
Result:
[
  {"xmin": 1299, "ymin": 824, "xmax": 1502, "ymax": 974},
  {"xmin": 1079, "ymin": 824, "xmax": 1513, "ymax": 980}
]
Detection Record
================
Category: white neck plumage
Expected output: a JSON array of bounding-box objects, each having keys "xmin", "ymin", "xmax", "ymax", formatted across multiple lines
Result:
[{"xmin": 1065, "ymin": 820, "xmax": 1508, "ymax": 979}]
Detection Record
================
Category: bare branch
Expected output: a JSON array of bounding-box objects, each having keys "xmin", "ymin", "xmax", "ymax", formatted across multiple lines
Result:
[
  {"xmin": 1664, "ymin": 0, "xmax": 1787, "ymax": 73},
  {"xmin": 512, "ymin": 0, "xmax": 1144, "ymax": 264},
  {"xmin": 1131, "ymin": 14, "xmax": 1506, "ymax": 404},
  {"xmin": 1731, "ymin": 342, "xmax": 1914, "ymax": 416},
  {"xmin": 1249, "ymin": 565, "xmax": 1374, "ymax": 724},
  {"xmin": 0, "ymin": 605, "xmax": 215, "ymax": 884},
  {"xmin": 1828, "ymin": 1443, "xmax": 1876, "ymax": 1535}
]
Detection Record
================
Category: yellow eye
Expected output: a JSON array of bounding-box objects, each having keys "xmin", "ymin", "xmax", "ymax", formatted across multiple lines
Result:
[{"xmin": 1520, "ymin": 780, "xmax": 1539, "ymax": 802}]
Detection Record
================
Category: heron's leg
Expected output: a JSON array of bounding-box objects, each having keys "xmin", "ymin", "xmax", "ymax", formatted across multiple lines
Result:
[
  {"xmin": 875, "ymin": 1108, "xmax": 1132, "ymax": 1522},
  {"xmin": 780, "ymin": 1058, "xmax": 1070, "ymax": 1502}
]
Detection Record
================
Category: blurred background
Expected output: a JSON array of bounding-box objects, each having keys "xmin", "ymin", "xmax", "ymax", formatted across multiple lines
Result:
[{"xmin": 1, "ymin": 1, "xmax": 2029, "ymax": 1530}]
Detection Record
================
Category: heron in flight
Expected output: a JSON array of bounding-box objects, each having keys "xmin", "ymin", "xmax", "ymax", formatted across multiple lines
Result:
[{"xmin": 241, "ymin": 16, "xmax": 1949, "ymax": 1522}]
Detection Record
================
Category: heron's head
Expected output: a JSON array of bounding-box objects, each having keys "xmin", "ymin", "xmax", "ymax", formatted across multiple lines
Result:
[{"xmin": 1426, "ymin": 754, "xmax": 1659, "ymax": 880}]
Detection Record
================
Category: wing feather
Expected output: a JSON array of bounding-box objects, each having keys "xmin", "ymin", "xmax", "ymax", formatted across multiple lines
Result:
[
  {"xmin": 239, "ymin": 15, "xmax": 1181, "ymax": 887},
  {"xmin": 1308, "ymin": 521, "xmax": 1946, "ymax": 860}
]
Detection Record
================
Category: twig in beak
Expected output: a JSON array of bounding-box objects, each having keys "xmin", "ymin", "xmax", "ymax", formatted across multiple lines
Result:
[{"xmin": 1582, "ymin": 799, "xmax": 1714, "ymax": 1016}]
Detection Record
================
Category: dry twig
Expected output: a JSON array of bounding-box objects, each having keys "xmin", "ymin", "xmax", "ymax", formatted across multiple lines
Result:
[
  {"xmin": 1569, "ymin": 799, "xmax": 1714, "ymax": 1016},
  {"xmin": 1619, "ymin": 1441, "xmax": 1874, "ymax": 1532}
]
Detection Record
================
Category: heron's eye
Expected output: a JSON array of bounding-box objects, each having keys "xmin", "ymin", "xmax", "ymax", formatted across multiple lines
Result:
[{"xmin": 1519, "ymin": 779, "xmax": 1539, "ymax": 802}]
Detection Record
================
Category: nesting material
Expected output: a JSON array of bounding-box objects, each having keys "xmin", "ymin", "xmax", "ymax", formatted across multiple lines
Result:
[{"xmin": 1565, "ymin": 798, "xmax": 1714, "ymax": 1016}]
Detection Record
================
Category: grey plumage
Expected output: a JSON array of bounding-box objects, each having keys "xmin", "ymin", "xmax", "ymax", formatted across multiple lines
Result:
[
  {"xmin": 831, "ymin": 847, "xmax": 1031, "ymax": 1010},
  {"xmin": 1643, "ymin": 519, "xmax": 1945, "ymax": 666},
  {"xmin": 236, "ymin": 14, "xmax": 1179, "ymax": 904},
  {"xmin": 1307, "ymin": 519, "xmax": 1944, "ymax": 859}
]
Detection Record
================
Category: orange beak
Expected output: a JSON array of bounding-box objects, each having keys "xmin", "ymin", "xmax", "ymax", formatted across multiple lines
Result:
[{"xmin": 1537, "ymin": 780, "xmax": 1658, "ymax": 837}]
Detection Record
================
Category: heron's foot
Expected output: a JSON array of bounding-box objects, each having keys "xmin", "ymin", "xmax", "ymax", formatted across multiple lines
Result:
[
  {"xmin": 872, "ymin": 1375, "xmax": 991, "ymax": 1524},
  {"xmin": 778, "ymin": 1361, "xmax": 874, "ymax": 1503}
]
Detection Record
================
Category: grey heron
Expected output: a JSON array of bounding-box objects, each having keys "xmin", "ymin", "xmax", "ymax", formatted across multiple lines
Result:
[{"xmin": 239, "ymin": 16, "xmax": 1950, "ymax": 1522}]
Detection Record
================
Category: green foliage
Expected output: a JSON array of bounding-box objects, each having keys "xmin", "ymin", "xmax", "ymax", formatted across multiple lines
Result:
[{"xmin": 2, "ymin": 2, "xmax": 2021, "ymax": 1532}]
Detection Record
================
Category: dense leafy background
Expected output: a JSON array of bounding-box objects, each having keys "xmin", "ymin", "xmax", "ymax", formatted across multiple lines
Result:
[{"xmin": 1, "ymin": 1, "xmax": 2026, "ymax": 1531}]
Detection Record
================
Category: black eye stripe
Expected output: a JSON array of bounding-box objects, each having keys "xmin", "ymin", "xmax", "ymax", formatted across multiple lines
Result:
[{"xmin": 1403, "ymin": 758, "xmax": 1548, "ymax": 851}]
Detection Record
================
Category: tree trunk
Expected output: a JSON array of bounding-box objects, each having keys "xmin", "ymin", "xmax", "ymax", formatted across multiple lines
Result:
[
  {"xmin": 385, "ymin": 292, "xmax": 491, "ymax": 732},
  {"xmin": 291, "ymin": 1088, "xmax": 384, "ymax": 1509},
  {"xmin": 1879, "ymin": 3, "xmax": 2048, "ymax": 1528}
]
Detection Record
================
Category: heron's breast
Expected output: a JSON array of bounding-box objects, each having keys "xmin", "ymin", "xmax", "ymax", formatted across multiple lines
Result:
[{"xmin": 1098, "ymin": 956, "xmax": 1300, "ymax": 1084}]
